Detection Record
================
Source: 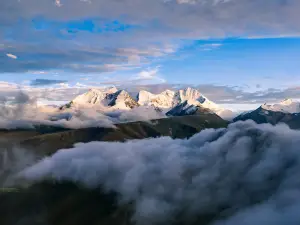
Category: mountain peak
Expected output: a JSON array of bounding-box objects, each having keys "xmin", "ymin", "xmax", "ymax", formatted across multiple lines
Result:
[
  {"xmin": 137, "ymin": 89, "xmax": 176, "ymax": 108},
  {"xmin": 71, "ymin": 89, "xmax": 107, "ymax": 106},
  {"xmin": 108, "ymin": 90, "xmax": 139, "ymax": 109},
  {"xmin": 61, "ymin": 87, "xmax": 119, "ymax": 109}
]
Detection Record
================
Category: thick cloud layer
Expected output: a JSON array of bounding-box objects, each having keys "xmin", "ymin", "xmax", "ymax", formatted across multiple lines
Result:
[{"xmin": 20, "ymin": 120, "xmax": 300, "ymax": 224}]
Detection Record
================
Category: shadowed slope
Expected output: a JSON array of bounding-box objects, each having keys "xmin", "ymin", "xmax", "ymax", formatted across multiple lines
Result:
[
  {"xmin": 233, "ymin": 106, "xmax": 300, "ymax": 129},
  {"xmin": 8, "ymin": 115, "xmax": 228, "ymax": 156}
]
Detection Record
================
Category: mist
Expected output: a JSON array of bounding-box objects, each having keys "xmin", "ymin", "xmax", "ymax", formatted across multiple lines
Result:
[
  {"xmin": 0, "ymin": 145, "xmax": 37, "ymax": 187},
  {"xmin": 16, "ymin": 120, "xmax": 300, "ymax": 224}
]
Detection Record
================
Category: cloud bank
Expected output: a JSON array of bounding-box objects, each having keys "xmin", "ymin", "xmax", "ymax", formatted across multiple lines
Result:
[{"xmin": 20, "ymin": 120, "xmax": 300, "ymax": 224}]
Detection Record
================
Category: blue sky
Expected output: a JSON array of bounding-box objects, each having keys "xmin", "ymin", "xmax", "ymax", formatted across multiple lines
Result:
[
  {"xmin": 1, "ymin": 0, "xmax": 300, "ymax": 106},
  {"xmin": 161, "ymin": 38, "xmax": 300, "ymax": 87}
]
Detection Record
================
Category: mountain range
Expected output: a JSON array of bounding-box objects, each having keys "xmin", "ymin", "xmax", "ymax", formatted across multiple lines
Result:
[
  {"xmin": 57, "ymin": 87, "xmax": 300, "ymax": 129},
  {"xmin": 59, "ymin": 86, "xmax": 234, "ymax": 119}
]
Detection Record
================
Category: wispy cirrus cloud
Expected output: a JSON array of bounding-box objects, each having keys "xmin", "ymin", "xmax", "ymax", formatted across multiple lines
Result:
[{"xmin": 0, "ymin": 42, "xmax": 175, "ymax": 73}]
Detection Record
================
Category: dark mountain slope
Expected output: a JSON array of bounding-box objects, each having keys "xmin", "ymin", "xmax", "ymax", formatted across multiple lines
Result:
[
  {"xmin": 233, "ymin": 106, "xmax": 300, "ymax": 129},
  {"xmin": 18, "ymin": 115, "xmax": 227, "ymax": 156},
  {"xmin": 0, "ymin": 180, "xmax": 220, "ymax": 225},
  {"xmin": 166, "ymin": 100, "xmax": 214, "ymax": 116},
  {"xmin": 0, "ymin": 181, "xmax": 131, "ymax": 225}
]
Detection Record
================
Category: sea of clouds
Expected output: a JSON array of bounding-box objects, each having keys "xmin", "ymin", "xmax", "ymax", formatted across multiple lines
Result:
[{"xmin": 11, "ymin": 120, "xmax": 300, "ymax": 225}]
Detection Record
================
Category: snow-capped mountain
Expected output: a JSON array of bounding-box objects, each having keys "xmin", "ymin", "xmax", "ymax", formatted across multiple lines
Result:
[
  {"xmin": 107, "ymin": 90, "xmax": 139, "ymax": 109},
  {"xmin": 233, "ymin": 99, "xmax": 300, "ymax": 128},
  {"xmin": 235, "ymin": 98, "xmax": 300, "ymax": 120},
  {"xmin": 61, "ymin": 88, "xmax": 148, "ymax": 110},
  {"xmin": 262, "ymin": 99, "xmax": 300, "ymax": 114},
  {"xmin": 178, "ymin": 87, "xmax": 204, "ymax": 102},
  {"xmin": 136, "ymin": 87, "xmax": 233, "ymax": 118},
  {"xmin": 72, "ymin": 87, "xmax": 118, "ymax": 106},
  {"xmin": 60, "ymin": 87, "xmax": 136, "ymax": 110},
  {"xmin": 177, "ymin": 87, "xmax": 230, "ymax": 116},
  {"xmin": 61, "ymin": 87, "xmax": 233, "ymax": 119},
  {"xmin": 137, "ymin": 89, "xmax": 177, "ymax": 108},
  {"xmin": 137, "ymin": 87, "xmax": 213, "ymax": 109}
]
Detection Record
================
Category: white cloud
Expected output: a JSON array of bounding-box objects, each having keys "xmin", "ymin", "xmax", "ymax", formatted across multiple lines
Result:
[
  {"xmin": 138, "ymin": 68, "xmax": 159, "ymax": 79},
  {"xmin": 6, "ymin": 53, "xmax": 17, "ymax": 59},
  {"xmin": 55, "ymin": 0, "xmax": 62, "ymax": 7},
  {"xmin": 58, "ymin": 83, "xmax": 70, "ymax": 88},
  {"xmin": 219, "ymin": 103, "xmax": 261, "ymax": 112},
  {"xmin": 0, "ymin": 81, "xmax": 19, "ymax": 89},
  {"xmin": 20, "ymin": 120, "xmax": 300, "ymax": 224},
  {"xmin": 30, "ymin": 71, "xmax": 47, "ymax": 74},
  {"xmin": 114, "ymin": 106, "xmax": 167, "ymax": 122},
  {"xmin": 199, "ymin": 43, "xmax": 223, "ymax": 51},
  {"xmin": 74, "ymin": 82, "xmax": 87, "ymax": 88},
  {"xmin": 135, "ymin": 67, "xmax": 166, "ymax": 83}
]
